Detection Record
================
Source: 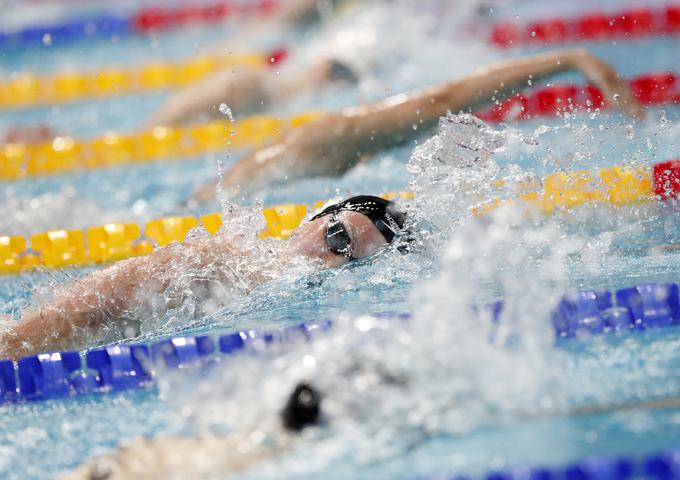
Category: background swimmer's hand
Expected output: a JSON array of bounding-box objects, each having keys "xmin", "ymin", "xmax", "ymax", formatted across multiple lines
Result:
[{"xmin": 567, "ymin": 49, "xmax": 644, "ymax": 120}]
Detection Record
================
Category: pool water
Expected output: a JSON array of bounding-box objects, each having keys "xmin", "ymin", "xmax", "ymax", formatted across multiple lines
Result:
[{"xmin": 1, "ymin": 0, "xmax": 680, "ymax": 478}]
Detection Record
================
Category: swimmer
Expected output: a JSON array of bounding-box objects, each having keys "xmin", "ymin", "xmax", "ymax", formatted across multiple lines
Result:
[
  {"xmin": 144, "ymin": 57, "xmax": 358, "ymax": 128},
  {"xmin": 193, "ymin": 48, "xmax": 643, "ymax": 202},
  {"xmin": 59, "ymin": 382, "xmax": 323, "ymax": 480},
  {"xmin": 0, "ymin": 196, "xmax": 406, "ymax": 359},
  {"xmin": 58, "ymin": 349, "xmax": 680, "ymax": 479},
  {"xmin": 144, "ymin": 0, "xmax": 357, "ymax": 127}
]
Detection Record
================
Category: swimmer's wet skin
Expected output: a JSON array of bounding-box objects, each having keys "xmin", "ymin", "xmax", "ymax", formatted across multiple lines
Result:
[
  {"xmin": 0, "ymin": 196, "xmax": 406, "ymax": 359},
  {"xmin": 194, "ymin": 48, "xmax": 643, "ymax": 201},
  {"xmin": 59, "ymin": 383, "xmax": 323, "ymax": 479},
  {"xmin": 144, "ymin": 57, "xmax": 358, "ymax": 129}
]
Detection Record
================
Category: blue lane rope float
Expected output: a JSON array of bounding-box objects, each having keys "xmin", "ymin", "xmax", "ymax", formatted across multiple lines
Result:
[
  {"xmin": 1, "ymin": 282, "xmax": 680, "ymax": 404},
  {"xmin": 0, "ymin": 15, "xmax": 130, "ymax": 49},
  {"xmin": 0, "ymin": 320, "xmax": 333, "ymax": 403},
  {"xmin": 440, "ymin": 449, "xmax": 680, "ymax": 480},
  {"xmin": 0, "ymin": 2, "xmax": 275, "ymax": 49}
]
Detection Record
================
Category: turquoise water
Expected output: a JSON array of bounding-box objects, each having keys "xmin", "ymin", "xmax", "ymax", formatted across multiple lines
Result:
[{"xmin": 1, "ymin": 1, "xmax": 680, "ymax": 478}]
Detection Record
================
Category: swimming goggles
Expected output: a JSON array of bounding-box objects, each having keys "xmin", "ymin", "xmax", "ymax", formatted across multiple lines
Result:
[{"xmin": 324, "ymin": 214, "xmax": 353, "ymax": 260}]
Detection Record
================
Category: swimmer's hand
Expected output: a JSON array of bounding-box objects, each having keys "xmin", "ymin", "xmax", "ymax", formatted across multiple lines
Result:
[{"xmin": 567, "ymin": 49, "xmax": 644, "ymax": 120}]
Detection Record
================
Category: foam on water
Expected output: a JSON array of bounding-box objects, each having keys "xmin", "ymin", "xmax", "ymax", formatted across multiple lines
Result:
[
  {"xmin": 143, "ymin": 115, "xmax": 583, "ymax": 478},
  {"xmin": 137, "ymin": 113, "xmax": 680, "ymax": 479}
]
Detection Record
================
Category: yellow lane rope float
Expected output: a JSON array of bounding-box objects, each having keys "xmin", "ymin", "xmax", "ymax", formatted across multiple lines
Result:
[
  {"xmin": 0, "ymin": 52, "xmax": 268, "ymax": 110},
  {"xmin": 0, "ymin": 111, "xmax": 322, "ymax": 180},
  {"xmin": 0, "ymin": 191, "xmax": 415, "ymax": 275},
  {"xmin": 472, "ymin": 164, "xmax": 654, "ymax": 217}
]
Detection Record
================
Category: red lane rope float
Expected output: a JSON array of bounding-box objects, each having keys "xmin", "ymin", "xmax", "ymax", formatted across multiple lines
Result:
[
  {"xmin": 475, "ymin": 71, "xmax": 680, "ymax": 123},
  {"xmin": 131, "ymin": 0, "xmax": 276, "ymax": 33},
  {"xmin": 490, "ymin": 5, "xmax": 680, "ymax": 47}
]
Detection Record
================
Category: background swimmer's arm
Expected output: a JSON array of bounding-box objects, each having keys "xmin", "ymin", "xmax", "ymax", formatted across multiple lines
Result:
[
  {"xmin": 0, "ymin": 238, "xmax": 237, "ymax": 359},
  {"xmin": 144, "ymin": 67, "xmax": 270, "ymax": 128},
  {"xmin": 341, "ymin": 48, "xmax": 643, "ymax": 137},
  {"xmin": 204, "ymin": 49, "xmax": 640, "ymax": 198},
  {"xmin": 59, "ymin": 433, "xmax": 285, "ymax": 479},
  {"xmin": 145, "ymin": 57, "xmax": 352, "ymax": 129}
]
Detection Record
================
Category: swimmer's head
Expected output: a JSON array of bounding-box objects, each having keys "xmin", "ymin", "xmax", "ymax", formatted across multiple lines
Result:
[
  {"xmin": 325, "ymin": 59, "xmax": 359, "ymax": 84},
  {"xmin": 281, "ymin": 383, "xmax": 322, "ymax": 432},
  {"xmin": 288, "ymin": 195, "xmax": 407, "ymax": 267},
  {"xmin": 309, "ymin": 58, "xmax": 359, "ymax": 87}
]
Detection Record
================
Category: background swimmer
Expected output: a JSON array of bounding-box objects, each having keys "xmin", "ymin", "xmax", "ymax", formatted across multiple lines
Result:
[
  {"xmin": 144, "ymin": 58, "xmax": 358, "ymax": 128},
  {"xmin": 57, "ymin": 319, "xmax": 680, "ymax": 480},
  {"xmin": 193, "ymin": 48, "xmax": 642, "ymax": 201},
  {"xmin": 59, "ymin": 383, "xmax": 323, "ymax": 480},
  {"xmin": 0, "ymin": 196, "xmax": 406, "ymax": 359}
]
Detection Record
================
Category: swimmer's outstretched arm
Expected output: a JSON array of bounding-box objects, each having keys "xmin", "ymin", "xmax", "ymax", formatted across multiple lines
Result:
[
  {"xmin": 145, "ymin": 59, "xmax": 351, "ymax": 128},
  {"xmin": 144, "ymin": 66, "xmax": 271, "ymax": 128},
  {"xmin": 58, "ymin": 433, "xmax": 285, "ymax": 480},
  {"xmin": 198, "ymin": 48, "xmax": 641, "ymax": 199},
  {"xmin": 0, "ymin": 238, "xmax": 245, "ymax": 359}
]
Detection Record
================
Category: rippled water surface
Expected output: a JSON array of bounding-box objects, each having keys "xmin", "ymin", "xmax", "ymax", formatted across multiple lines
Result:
[{"xmin": 1, "ymin": 0, "xmax": 680, "ymax": 478}]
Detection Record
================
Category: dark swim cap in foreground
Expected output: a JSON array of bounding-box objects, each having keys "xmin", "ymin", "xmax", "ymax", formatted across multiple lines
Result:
[
  {"xmin": 281, "ymin": 383, "xmax": 322, "ymax": 432},
  {"xmin": 310, "ymin": 195, "xmax": 407, "ymax": 243}
]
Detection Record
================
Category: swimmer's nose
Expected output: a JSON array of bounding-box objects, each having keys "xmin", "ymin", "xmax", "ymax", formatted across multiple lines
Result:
[{"xmin": 281, "ymin": 382, "xmax": 322, "ymax": 432}]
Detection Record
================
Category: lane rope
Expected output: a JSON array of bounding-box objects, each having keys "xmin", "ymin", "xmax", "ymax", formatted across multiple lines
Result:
[
  {"xmin": 475, "ymin": 72, "xmax": 680, "ymax": 123},
  {"xmin": 1, "ymin": 279, "xmax": 679, "ymax": 403},
  {"xmin": 490, "ymin": 5, "xmax": 680, "ymax": 47},
  {"xmin": 0, "ymin": 48, "xmax": 287, "ymax": 110},
  {"xmin": 453, "ymin": 449, "xmax": 680, "ymax": 480},
  {"xmin": 0, "ymin": 1, "xmax": 275, "ymax": 49},
  {"xmin": 472, "ymin": 159, "xmax": 680, "ymax": 217},
  {"xmin": 0, "ymin": 109, "xmax": 319, "ymax": 180}
]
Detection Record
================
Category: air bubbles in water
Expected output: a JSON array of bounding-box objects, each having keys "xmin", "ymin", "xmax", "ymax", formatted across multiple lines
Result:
[{"xmin": 624, "ymin": 124, "xmax": 635, "ymax": 140}]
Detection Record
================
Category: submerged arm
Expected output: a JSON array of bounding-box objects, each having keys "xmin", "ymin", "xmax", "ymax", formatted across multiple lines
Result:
[
  {"xmin": 59, "ymin": 433, "xmax": 285, "ymax": 480},
  {"xmin": 0, "ymin": 238, "xmax": 237, "ymax": 359},
  {"xmin": 206, "ymin": 49, "xmax": 640, "ymax": 198}
]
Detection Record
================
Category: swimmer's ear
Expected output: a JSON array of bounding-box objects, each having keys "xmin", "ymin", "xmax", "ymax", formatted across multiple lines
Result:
[{"xmin": 281, "ymin": 382, "xmax": 322, "ymax": 432}]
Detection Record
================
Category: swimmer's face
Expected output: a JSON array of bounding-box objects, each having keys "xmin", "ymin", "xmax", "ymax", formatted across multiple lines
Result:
[{"xmin": 288, "ymin": 211, "xmax": 388, "ymax": 267}]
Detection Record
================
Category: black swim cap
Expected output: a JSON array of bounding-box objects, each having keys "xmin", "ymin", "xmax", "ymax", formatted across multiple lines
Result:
[
  {"xmin": 310, "ymin": 195, "xmax": 406, "ymax": 243},
  {"xmin": 281, "ymin": 383, "xmax": 322, "ymax": 432}
]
